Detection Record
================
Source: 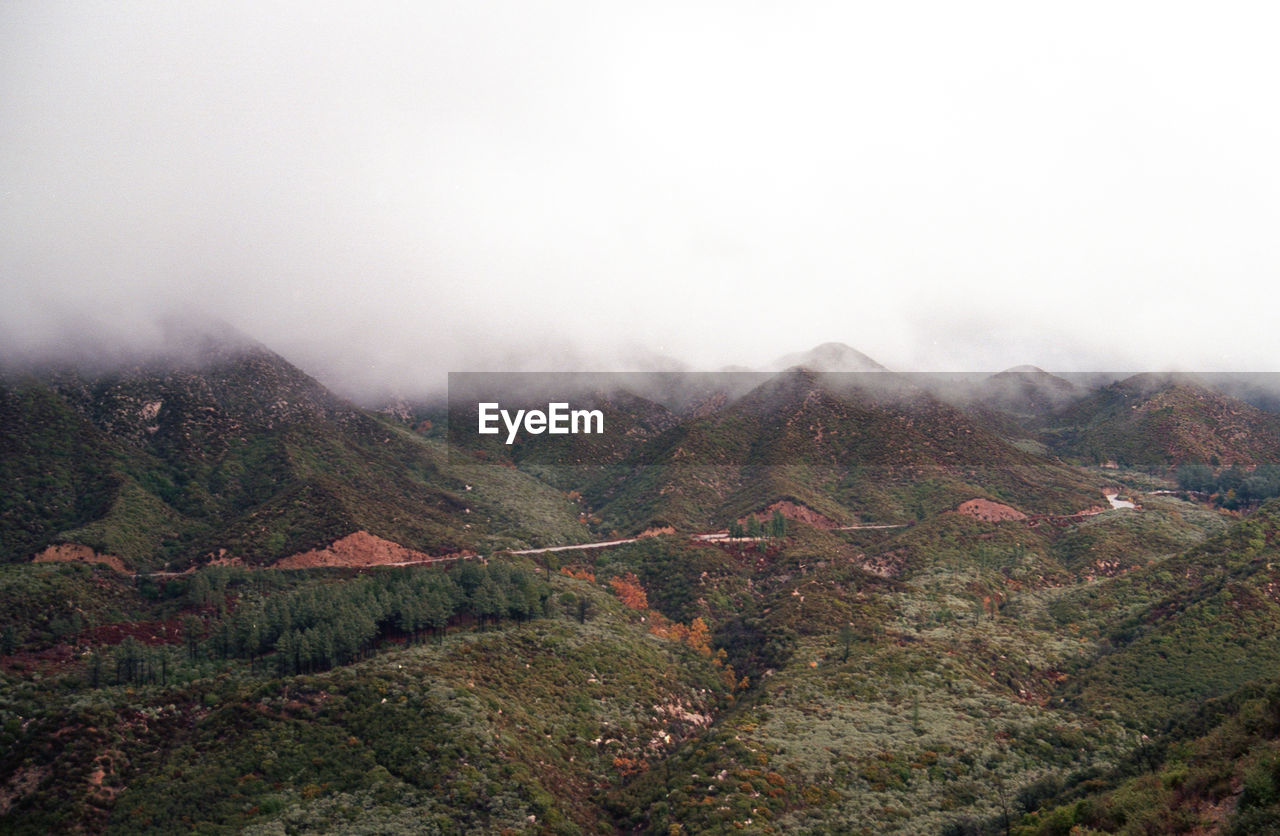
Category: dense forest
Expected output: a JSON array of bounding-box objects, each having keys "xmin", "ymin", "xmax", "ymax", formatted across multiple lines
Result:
[{"xmin": 1177, "ymin": 463, "xmax": 1280, "ymax": 508}]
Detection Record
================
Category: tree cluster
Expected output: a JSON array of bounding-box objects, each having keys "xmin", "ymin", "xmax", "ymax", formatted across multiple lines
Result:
[
  {"xmin": 1177, "ymin": 463, "xmax": 1280, "ymax": 509},
  {"xmin": 92, "ymin": 635, "xmax": 173, "ymax": 687},
  {"xmin": 727, "ymin": 509, "xmax": 789, "ymax": 539},
  {"xmin": 195, "ymin": 562, "xmax": 550, "ymax": 676}
]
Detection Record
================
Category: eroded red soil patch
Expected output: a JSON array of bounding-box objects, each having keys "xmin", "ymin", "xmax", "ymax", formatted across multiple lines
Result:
[
  {"xmin": 32, "ymin": 543, "xmax": 128, "ymax": 573},
  {"xmin": 741, "ymin": 500, "xmax": 842, "ymax": 529},
  {"xmin": 953, "ymin": 498, "xmax": 1027, "ymax": 522},
  {"xmin": 272, "ymin": 530, "xmax": 472, "ymax": 569}
]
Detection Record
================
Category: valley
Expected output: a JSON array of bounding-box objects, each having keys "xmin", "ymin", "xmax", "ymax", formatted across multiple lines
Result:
[{"xmin": 4, "ymin": 338, "xmax": 1280, "ymax": 834}]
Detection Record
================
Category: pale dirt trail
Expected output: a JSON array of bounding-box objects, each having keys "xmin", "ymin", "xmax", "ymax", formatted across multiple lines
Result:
[{"xmin": 508, "ymin": 538, "xmax": 639, "ymax": 555}]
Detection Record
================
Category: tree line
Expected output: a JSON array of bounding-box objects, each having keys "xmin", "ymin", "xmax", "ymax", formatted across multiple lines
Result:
[
  {"xmin": 1177, "ymin": 463, "xmax": 1280, "ymax": 509},
  {"xmin": 230, "ymin": 562, "xmax": 550, "ymax": 676},
  {"xmin": 92, "ymin": 563, "xmax": 553, "ymax": 684}
]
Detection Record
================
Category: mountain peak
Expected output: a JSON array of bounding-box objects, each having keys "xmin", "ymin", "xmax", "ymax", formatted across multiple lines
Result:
[
  {"xmin": 975, "ymin": 366, "xmax": 1080, "ymax": 416},
  {"xmin": 773, "ymin": 342, "xmax": 887, "ymax": 373}
]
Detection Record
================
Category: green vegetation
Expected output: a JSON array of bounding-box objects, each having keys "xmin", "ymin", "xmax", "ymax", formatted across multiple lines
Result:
[
  {"xmin": 1047, "ymin": 376, "xmax": 1280, "ymax": 467},
  {"xmin": 1178, "ymin": 462, "xmax": 1280, "ymax": 508},
  {"xmin": 13, "ymin": 347, "xmax": 1280, "ymax": 832},
  {"xmin": 0, "ymin": 351, "xmax": 591, "ymax": 571},
  {"xmin": 4, "ymin": 480, "xmax": 1276, "ymax": 833},
  {"xmin": 0, "ymin": 560, "xmax": 730, "ymax": 834},
  {"xmin": 0, "ymin": 381, "xmax": 125, "ymax": 562}
]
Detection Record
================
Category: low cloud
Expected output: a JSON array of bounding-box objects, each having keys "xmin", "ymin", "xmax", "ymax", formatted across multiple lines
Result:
[{"xmin": 5, "ymin": 3, "xmax": 1279, "ymax": 398}]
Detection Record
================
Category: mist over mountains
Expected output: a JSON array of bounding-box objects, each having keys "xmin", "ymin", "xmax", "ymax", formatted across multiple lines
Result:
[
  {"xmin": 11, "ymin": 323, "xmax": 1280, "ymax": 832},
  {"xmin": 7, "ymin": 322, "xmax": 1280, "ymax": 574},
  {"xmin": 9, "ymin": 302, "xmax": 1278, "ymax": 408},
  {"xmin": 9, "ymin": 4, "xmax": 1280, "ymax": 831}
]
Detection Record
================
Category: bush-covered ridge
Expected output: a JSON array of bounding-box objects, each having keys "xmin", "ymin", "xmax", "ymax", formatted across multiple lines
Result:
[
  {"xmin": 10, "ymin": 488, "xmax": 1280, "ymax": 832},
  {"xmin": 0, "ymin": 559, "xmax": 732, "ymax": 834},
  {"xmin": 14, "ymin": 337, "xmax": 1280, "ymax": 832},
  {"xmin": 1, "ymin": 349, "xmax": 593, "ymax": 570}
]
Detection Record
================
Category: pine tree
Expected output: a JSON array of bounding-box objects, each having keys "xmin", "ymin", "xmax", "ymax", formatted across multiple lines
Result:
[
  {"xmin": 425, "ymin": 589, "xmax": 451, "ymax": 643},
  {"xmin": 471, "ymin": 575, "xmax": 506, "ymax": 629},
  {"xmin": 397, "ymin": 595, "xmax": 420, "ymax": 643},
  {"xmin": 187, "ymin": 572, "xmax": 212, "ymax": 607},
  {"xmin": 275, "ymin": 631, "xmax": 296, "ymax": 676},
  {"xmin": 115, "ymin": 636, "xmax": 144, "ymax": 685},
  {"xmin": 838, "ymin": 624, "xmax": 856, "ymax": 662},
  {"xmin": 182, "ymin": 615, "xmax": 203, "ymax": 662}
]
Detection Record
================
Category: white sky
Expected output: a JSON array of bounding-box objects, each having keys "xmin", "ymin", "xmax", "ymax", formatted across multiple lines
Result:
[{"xmin": 3, "ymin": 2, "xmax": 1278, "ymax": 395}]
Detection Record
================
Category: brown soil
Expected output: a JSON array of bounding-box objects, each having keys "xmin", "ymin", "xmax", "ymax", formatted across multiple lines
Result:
[
  {"xmin": 742, "ymin": 500, "xmax": 842, "ymax": 529},
  {"xmin": 272, "ymin": 531, "xmax": 472, "ymax": 569},
  {"xmin": 855, "ymin": 549, "xmax": 909, "ymax": 578},
  {"xmin": 32, "ymin": 543, "xmax": 128, "ymax": 573},
  {"xmin": 87, "ymin": 752, "xmax": 123, "ymax": 803},
  {"xmin": 205, "ymin": 549, "xmax": 246, "ymax": 567},
  {"xmin": 953, "ymin": 498, "xmax": 1027, "ymax": 522},
  {"xmin": 1, "ymin": 643, "xmax": 77, "ymax": 677},
  {"xmin": 638, "ymin": 526, "xmax": 676, "ymax": 538}
]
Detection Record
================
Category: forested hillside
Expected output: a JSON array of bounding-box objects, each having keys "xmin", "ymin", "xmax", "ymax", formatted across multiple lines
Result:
[{"xmin": 7, "ymin": 340, "xmax": 1280, "ymax": 833}]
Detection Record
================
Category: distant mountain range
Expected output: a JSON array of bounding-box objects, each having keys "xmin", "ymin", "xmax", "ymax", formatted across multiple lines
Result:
[
  {"xmin": 13, "ymin": 327, "xmax": 1280, "ymax": 833},
  {"xmin": 5, "ymin": 329, "xmax": 1280, "ymax": 570}
]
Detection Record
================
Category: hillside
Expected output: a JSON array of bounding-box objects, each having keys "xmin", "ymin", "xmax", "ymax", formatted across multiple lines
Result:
[
  {"xmin": 578, "ymin": 368, "xmax": 1102, "ymax": 534},
  {"xmin": 0, "ymin": 561, "xmax": 731, "ymax": 834},
  {"xmin": 1054, "ymin": 500, "xmax": 1280, "ymax": 729},
  {"xmin": 0, "ymin": 334, "xmax": 591, "ymax": 570},
  {"xmin": 1045, "ymin": 374, "xmax": 1280, "ymax": 466},
  {"xmin": 12, "ymin": 337, "xmax": 1280, "ymax": 833},
  {"xmin": 974, "ymin": 366, "xmax": 1082, "ymax": 417}
]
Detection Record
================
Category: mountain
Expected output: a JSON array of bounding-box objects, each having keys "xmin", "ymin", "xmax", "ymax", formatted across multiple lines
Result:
[
  {"xmin": 1046, "ymin": 373, "xmax": 1280, "ymax": 466},
  {"xmin": 18, "ymin": 333, "xmax": 1280, "ymax": 834},
  {"xmin": 772, "ymin": 341, "xmax": 888, "ymax": 373},
  {"xmin": 1201, "ymin": 372, "xmax": 1280, "ymax": 414},
  {"xmin": 976, "ymin": 365, "xmax": 1082, "ymax": 416},
  {"xmin": 578, "ymin": 367, "xmax": 1101, "ymax": 534},
  {"xmin": 0, "ymin": 378, "xmax": 137, "ymax": 565},
  {"xmin": 0, "ymin": 330, "xmax": 590, "ymax": 570}
]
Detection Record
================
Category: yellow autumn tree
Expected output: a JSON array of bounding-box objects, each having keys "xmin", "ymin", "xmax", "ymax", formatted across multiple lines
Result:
[
  {"xmin": 608, "ymin": 573, "xmax": 649, "ymax": 610},
  {"xmin": 685, "ymin": 617, "xmax": 711, "ymax": 655}
]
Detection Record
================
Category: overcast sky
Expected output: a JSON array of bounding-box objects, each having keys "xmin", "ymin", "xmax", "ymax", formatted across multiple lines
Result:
[{"xmin": 3, "ymin": 2, "xmax": 1278, "ymax": 396}]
